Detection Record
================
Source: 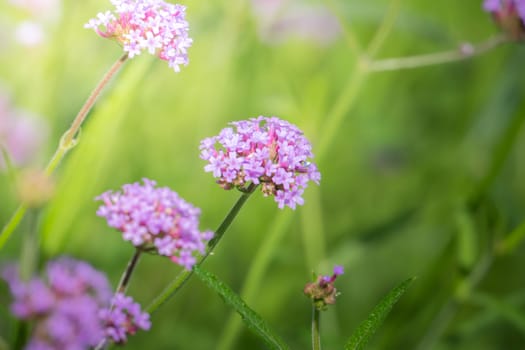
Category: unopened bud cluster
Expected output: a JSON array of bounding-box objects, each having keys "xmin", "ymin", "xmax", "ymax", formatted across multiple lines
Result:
[{"xmin": 304, "ymin": 265, "xmax": 344, "ymax": 310}]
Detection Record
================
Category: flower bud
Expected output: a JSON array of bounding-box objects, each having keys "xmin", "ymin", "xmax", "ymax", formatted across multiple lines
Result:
[
  {"xmin": 483, "ymin": 0, "xmax": 525, "ymax": 40},
  {"xmin": 17, "ymin": 168, "xmax": 55, "ymax": 207},
  {"xmin": 304, "ymin": 265, "xmax": 344, "ymax": 310}
]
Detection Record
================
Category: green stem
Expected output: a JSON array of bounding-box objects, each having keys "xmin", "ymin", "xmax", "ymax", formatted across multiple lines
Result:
[
  {"xmin": 324, "ymin": 0, "xmax": 362, "ymax": 55},
  {"xmin": 12, "ymin": 320, "xmax": 27, "ymax": 350},
  {"xmin": 0, "ymin": 206, "xmax": 27, "ymax": 250},
  {"xmin": 62, "ymin": 53, "xmax": 128, "ymax": 148},
  {"xmin": 217, "ymin": 211, "xmax": 293, "ymax": 350},
  {"xmin": 116, "ymin": 248, "xmax": 142, "ymax": 294},
  {"xmin": 366, "ymin": 35, "xmax": 509, "ymax": 72},
  {"xmin": 0, "ymin": 53, "xmax": 128, "ymax": 251},
  {"xmin": 95, "ymin": 248, "xmax": 142, "ymax": 350},
  {"xmin": 312, "ymin": 306, "xmax": 321, "ymax": 350},
  {"xmin": 497, "ymin": 220, "xmax": 525, "ymax": 255},
  {"xmin": 1, "ymin": 145, "xmax": 17, "ymax": 186},
  {"xmin": 469, "ymin": 101, "xmax": 525, "ymax": 207},
  {"xmin": 366, "ymin": 0, "xmax": 402, "ymax": 58},
  {"xmin": 20, "ymin": 210, "xmax": 40, "ymax": 281},
  {"xmin": 317, "ymin": 68, "xmax": 367, "ymax": 160},
  {"xmin": 146, "ymin": 184, "xmax": 257, "ymax": 314},
  {"xmin": 12, "ymin": 210, "xmax": 40, "ymax": 349}
]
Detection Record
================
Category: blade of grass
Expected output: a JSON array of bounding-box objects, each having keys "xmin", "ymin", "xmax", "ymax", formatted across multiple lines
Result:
[
  {"xmin": 345, "ymin": 277, "xmax": 415, "ymax": 350},
  {"xmin": 194, "ymin": 266, "xmax": 290, "ymax": 350}
]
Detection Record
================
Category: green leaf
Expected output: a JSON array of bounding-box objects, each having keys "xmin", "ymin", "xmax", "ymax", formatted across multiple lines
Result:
[
  {"xmin": 470, "ymin": 292, "xmax": 525, "ymax": 334},
  {"xmin": 0, "ymin": 144, "xmax": 17, "ymax": 186},
  {"xmin": 345, "ymin": 277, "xmax": 416, "ymax": 350},
  {"xmin": 193, "ymin": 266, "xmax": 290, "ymax": 350}
]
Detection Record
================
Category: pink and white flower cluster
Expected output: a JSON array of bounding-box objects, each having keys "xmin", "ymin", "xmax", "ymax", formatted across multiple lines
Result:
[
  {"xmin": 200, "ymin": 116, "xmax": 321, "ymax": 209},
  {"xmin": 96, "ymin": 178, "xmax": 213, "ymax": 270},
  {"xmin": 85, "ymin": 0, "xmax": 192, "ymax": 72}
]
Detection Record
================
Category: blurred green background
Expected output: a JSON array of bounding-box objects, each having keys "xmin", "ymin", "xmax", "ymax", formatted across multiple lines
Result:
[{"xmin": 1, "ymin": 0, "xmax": 525, "ymax": 349}]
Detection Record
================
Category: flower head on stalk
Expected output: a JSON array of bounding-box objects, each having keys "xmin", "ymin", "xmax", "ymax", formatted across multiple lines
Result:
[
  {"xmin": 100, "ymin": 292, "xmax": 151, "ymax": 344},
  {"xmin": 1, "ymin": 258, "xmax": 112, "ymax": 349},
  {"xmin": 483, "ymin": 0, "xmax": 525, "ymax": 40},
  {"xmin": 200, "ymin": 116, "xmax": 321, "ymax": 209},
  {"xmin": 96, "ymin": 178, "xmax": 213, "ymax": 270},
  {"xmin": 84, "ymin": 0, "xmax": 192, "ymax": 72},
  {"xmin": 304, "ymin": 265, "xmax": 344, "ymax": 310}
]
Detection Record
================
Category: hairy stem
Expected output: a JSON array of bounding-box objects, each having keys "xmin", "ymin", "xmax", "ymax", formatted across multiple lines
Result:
[
  {"xmin": 0, "ymin": 53, "xmax": 128, "ymax": 250},
  {"xmin": 312, "ymin": 306, "xmax": 321, "ymax": 350},
  {"xmin": 46, "ymin": 53, "xmax": 129, "ymax": 174},
  {"xmin": 366, "ymin": 35, "xmax": 509, "ymax": 72}
]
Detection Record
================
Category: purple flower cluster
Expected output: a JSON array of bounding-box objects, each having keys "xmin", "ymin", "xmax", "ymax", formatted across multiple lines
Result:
[
  {"xmin": 484, "ymin": 0, "xmax": 525, "ymax": 19},
  {"xmin": 100, "ymin": 293, "xmax": 151, "ymax": 344},
  {"xmin": 0, "ymin": 88, "xmax": 48, "ymax": 170},
  {"xmin": 251, "ymin": 0, "xmax": 341, "ymax": 46},
  {"xmin": 200, "ymin": 116, "xmax": 321, "ymax": 209},
  {"xmin": 96, "ymin": 178, "xmax": 213, "ymax": 270},
  {"xmin": 85, "ymin": 0, "xmax": 192, "ymax": 72},
  {"xmin": 2, "ymin": 258, "xmax": 112, "ymax": 350},
  {"xmin": 483, "ymin": 0, "xmax": 525, "ymax": 39},
  {"xmin": 304, "ymin": 265, "xmax": 344, "ymax": 310}
]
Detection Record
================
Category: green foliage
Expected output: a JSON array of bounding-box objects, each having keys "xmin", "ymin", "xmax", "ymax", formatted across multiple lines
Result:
[
  {"xmin": 1, "ymin": 0, "xmax": 525, "ymax": 349},
  {"xmin": 194, "ymin": 266, "xmax": 290, "ymax": 350},
  {"xmin": 345, "ymin": 277, "xmax": 415, "ymax": 350}
]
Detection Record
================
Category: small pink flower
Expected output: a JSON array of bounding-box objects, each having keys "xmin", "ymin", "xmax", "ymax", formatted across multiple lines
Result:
[
  {"xmin": 251, "ymin": 0, "xmax": 341, "ymax": 45},
  {"xmin": 85, "ymin": 0, "xmax": 192, "ymax": 72},
  {"xmin": 0, "ymin": 89, "xmax": 48, "ymax": 170}
]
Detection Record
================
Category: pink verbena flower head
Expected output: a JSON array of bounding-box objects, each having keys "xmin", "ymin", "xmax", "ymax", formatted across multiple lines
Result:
[
  {"xmin": 483, "ymin": 0, "xmax": 525, "ymax": 40},
  {"xmin": 1, "ymin": 257, "xmax": 112, "ymax": 349},
  {"xmin": 96, "ymin": 178, "xmax": 213, "ymax": 270},
  {"xmin": 100, "ymin": 292, "xmax": 151, "ymax": 344},
  {"xmin": 251, "ymin": 0, "xmax": 341, "ymax": 46},
  {"xmin": 84, "ymin": 0, "xmax": 192, "ymax": 72},
  {"xmin": 200, "ymin": 116, "xmax": 321, "ymax": 210},
  {"xmin": 0, "ymin": 88, "xmax": 49, "ymax": 170},
  {"xmin": 304, "ymin": 265, "xmax": 344, "ymax": 311}
]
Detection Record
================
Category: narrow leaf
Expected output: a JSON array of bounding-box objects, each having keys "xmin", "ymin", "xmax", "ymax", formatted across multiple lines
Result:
[
  {"xmin": 194, "ymin": 266, "xmax": 290, "ymax": 350},
  {"xmin": 0, "ymin": 144, "xmax": 17, "ymax": 187},
  {"xmin": 470, "ymin": 292, "xmax": 525, "ymax": 334},
  {"xmin": 345, "ymin": 277, "xmax": 415, "ymax": 350}
]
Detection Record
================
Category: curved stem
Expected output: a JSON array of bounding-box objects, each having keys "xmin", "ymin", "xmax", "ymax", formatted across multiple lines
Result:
[
  {"xmin": 146, "ymin": 184, "xmax": 258, "ymax": 314},
  {"xmin": 318, "ymin": 68, "xmax": 367, "ymax": 160},
  {"xmin": 366, "ymin": 35, "xmax": 509, "ymax": 72},
  {"xmin": 312, "ymin": 306, "xmax": 321, "ymax": 350},
  {"xmin": 47, "ymin": 53, "xmax": 129, "ymax": 174},
  {"xmin": 468, "ymin": 100, "xmax": 525, "ymax": 207},
  {"xmin": 95, "ymin": 248, "xmax": 142, "ymax": 350},
  {"xmin": 0, "ymin": 205, "xmax": 27, "ymax": 250},
  {"xmin": 497, "ymin": 220, "xmax": 525, "ymax": 255},
  {"xmin": 366, "ymin": 0, "xmax": 402, "ymax": 58},
  {"xmin": 0, "ymin": 53, "xmax": 128, "ymax": 251},
  {"xmin": 116, "ymin": 248, "xmax": 142, "ymax": 294},
  {"xmin": 20, "ymin": 209, "xmax": 40, "ymax": 281},
  {"xmin": 325, "ymin": 0, "xmax": 362, "ymax": 55}
]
